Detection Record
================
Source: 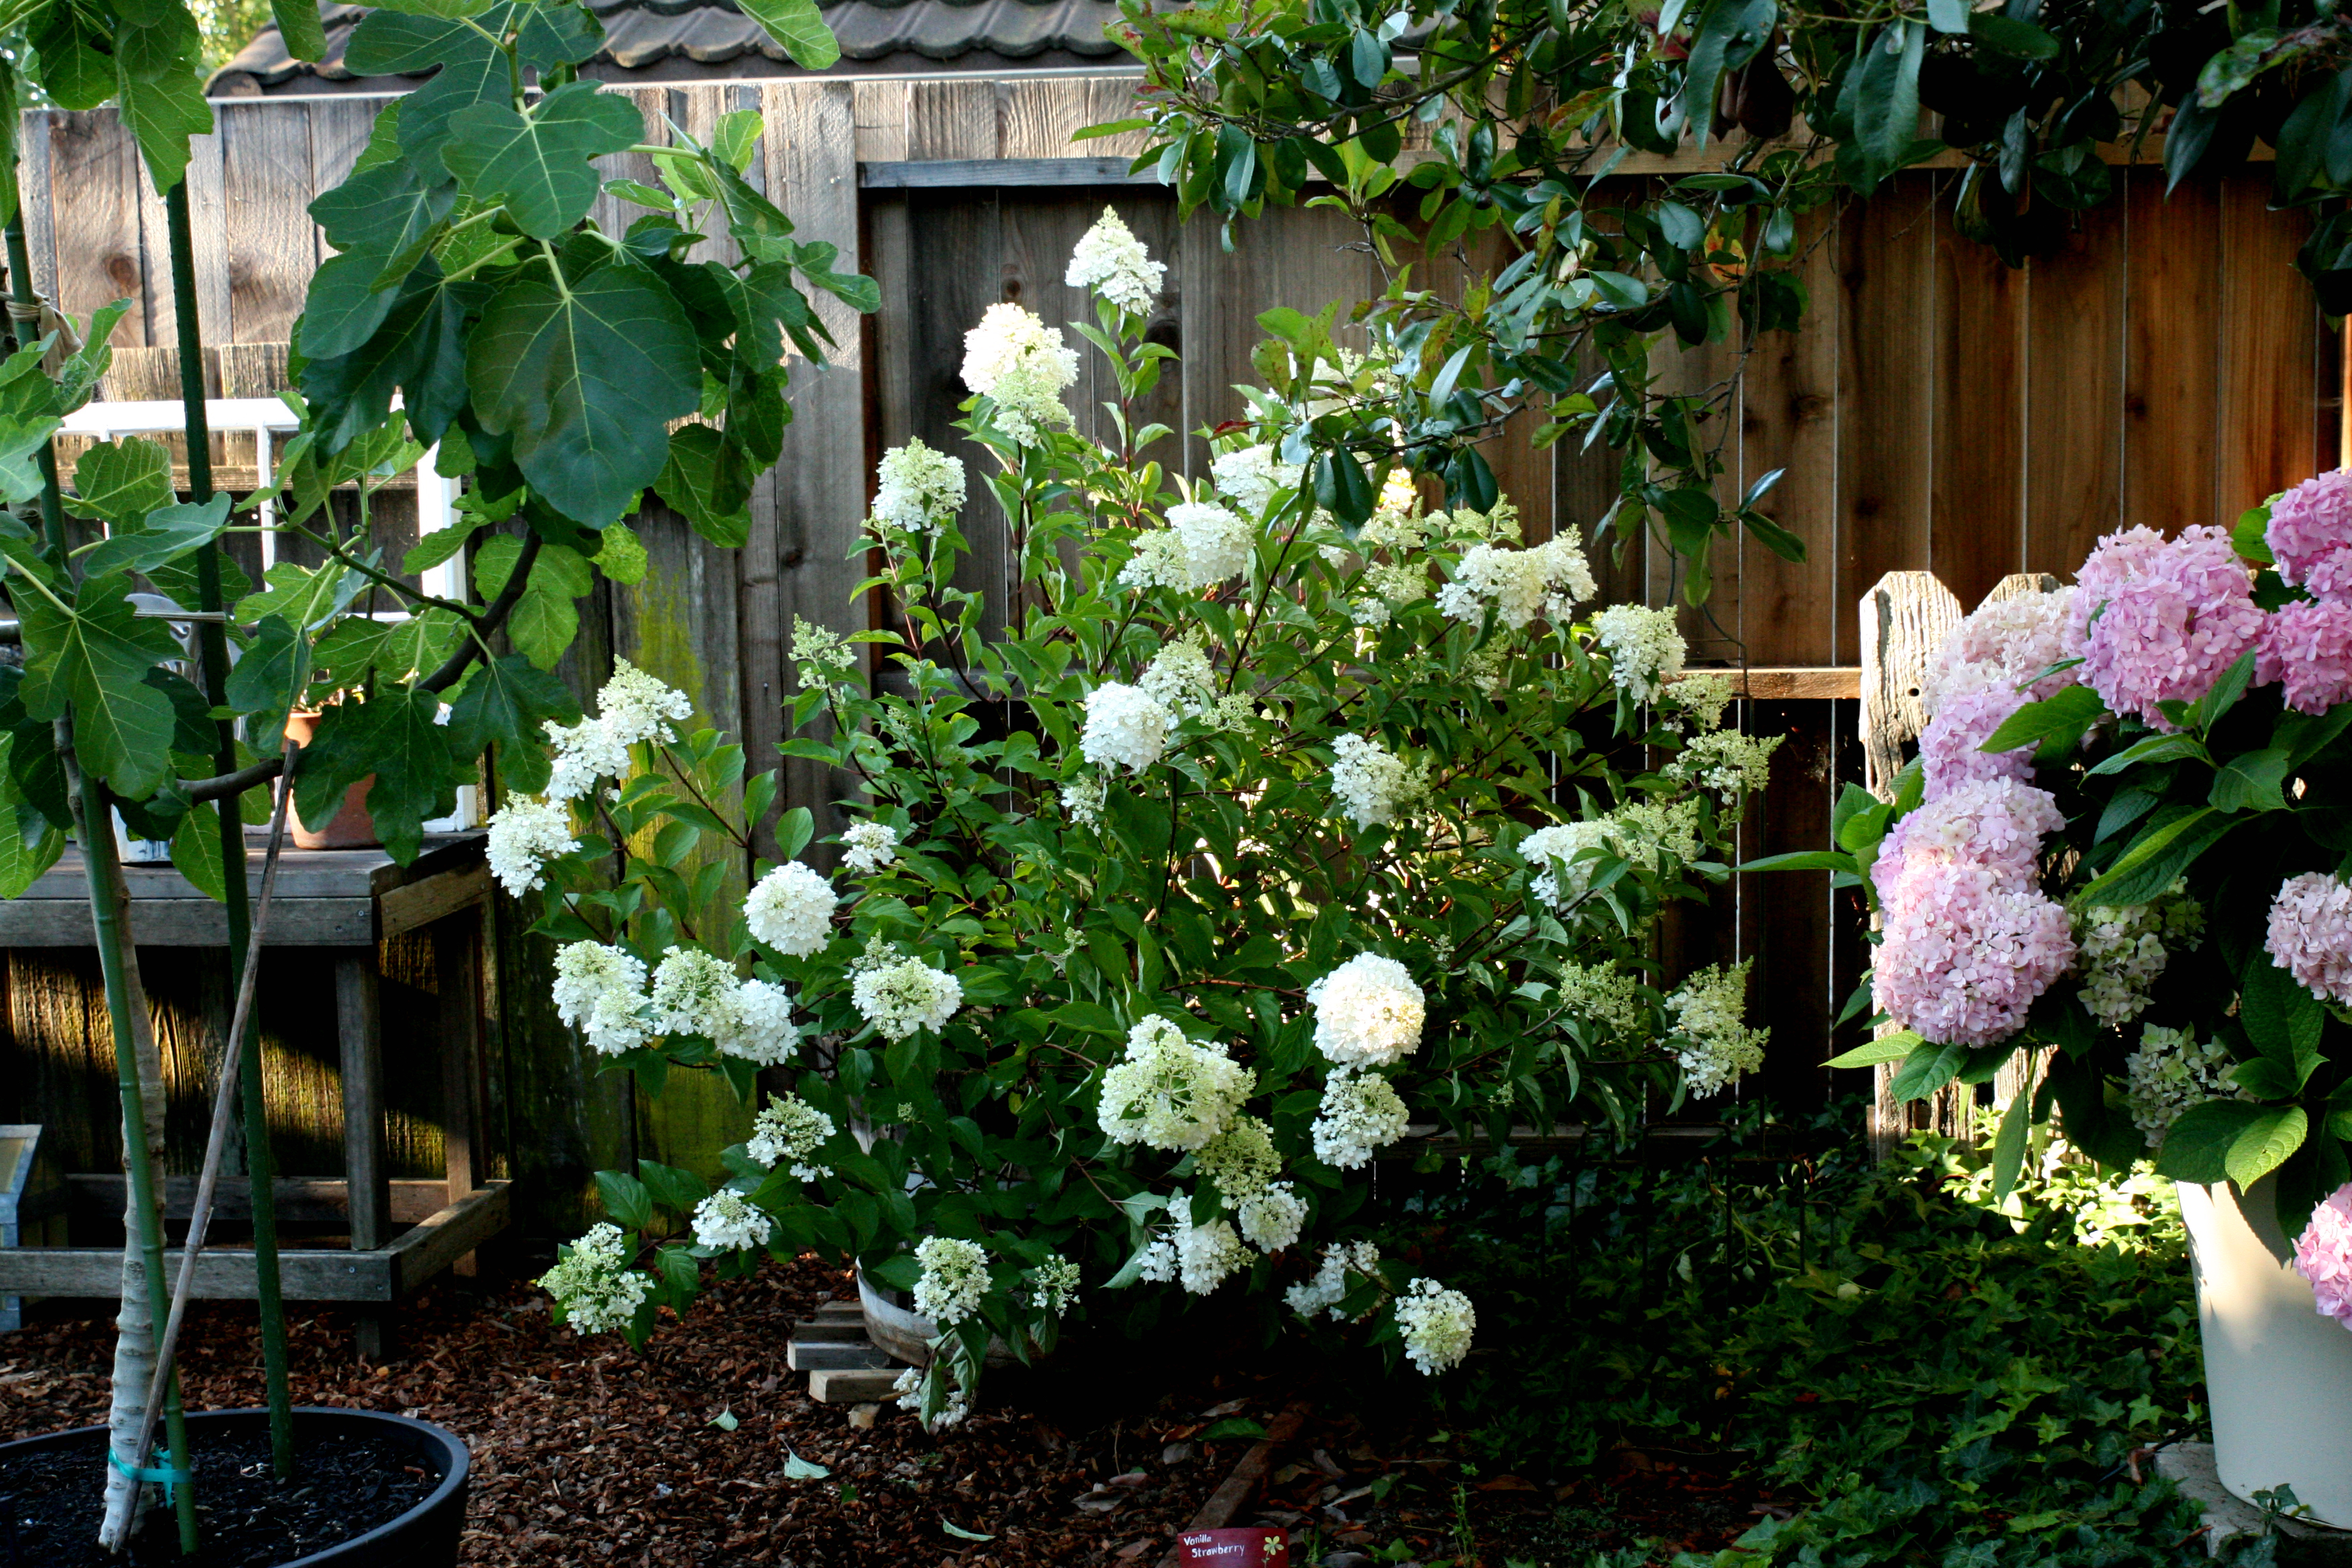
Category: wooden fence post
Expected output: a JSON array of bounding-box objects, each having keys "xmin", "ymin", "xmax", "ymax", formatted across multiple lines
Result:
[{"xmin": 1857, "ymin": 569, "xmax": 2066, "ymax": 1157}]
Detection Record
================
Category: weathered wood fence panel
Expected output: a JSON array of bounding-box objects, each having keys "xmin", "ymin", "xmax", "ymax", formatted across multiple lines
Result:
[{"xmin": 5, "ymin": 83, "xmax": 2334, "ymax": 1244}]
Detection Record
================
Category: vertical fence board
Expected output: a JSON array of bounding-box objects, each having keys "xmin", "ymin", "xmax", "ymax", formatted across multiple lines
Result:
[
  {"xmin": 2218, "ymin": 179, "xmax": 2318, "ymax": 518},
  {"xmin": 1739, "ymin": 207, "xmax": 1841, "ymax": 665},
  {"xmin": 1838, "ymin": 177, "xmax": 1937, "ymax": 614},
  {"xmin": 2124, "ymin": 170, "xmax": 2222, "ymax": 536},
  {"xmin": 2024, "ymin": 215, "xmax": 2126, "ymax": 578},
  {"xmin": 220, "ymin": 101, "xmax": 317, "ymax": 342},
  {"xmin": 48, "ymin": 111, "xmax": 149, "ymax": 347},
  {"xmin": 1930, "ymin": 197, "xmax": 2026, "ymax": 606},
  {"xmin": 905, "ymin": 79, "xmax": 998, "ymax": 161}
]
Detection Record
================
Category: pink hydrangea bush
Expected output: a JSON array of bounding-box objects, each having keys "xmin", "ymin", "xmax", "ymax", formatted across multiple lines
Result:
[
  {"xmin": 2267, "ymin": 872, "xmax": 2352, "ymax": 1007},
  {"xmin": 2257, "ymin": 599, "xmax": 2352, "ymax": 716},
  {"xmin": 2293, "ymin": 1183, "xmax": 2352, "ymax": 1328},
  {"xmin": 2267, "ymin": 468, "xmax": 2352, "ymax": 603},
  {"xmin": 1916, "ymin": 686, "xmax": 2035, "ymax": 797},
  {"xmin": 1920, "ymin": 587, "xmax": 2081, "ymax": 712},
  {"xmin": 2071, "ymin": 524, "xmax": 2265, "ymax": 730}
]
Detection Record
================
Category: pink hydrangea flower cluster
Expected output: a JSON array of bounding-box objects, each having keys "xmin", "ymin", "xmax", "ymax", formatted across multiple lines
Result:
[
  {"xmin": 2266, "ymin": 871, "xmax": 2352, "ymax": 1006},
  {"xmin": 2071, "ymin": 525, "xmax": 2265, "ymax": 730},
  {"xmin": 1922, "ymin": 587, "xmax": 2080, "ymax": 714},
  {"xmin": 1871, "ymin": 777, "xmax": 2074, "ymax": 1046},
  {"xmin": 2257, "ymin": 599, "xmax": 2352, "ymax": 716},
  {"xmin": 2267, "ymin": 469, "xmax": 2352, "ymax": 603},
  {"xmin": 1916, "ymin": 687, "xmax": 2035, "ymax": 797},
  {"xmin": 2292, "ymin": 1183, "xmax": 2352, "ymax": 1329}
]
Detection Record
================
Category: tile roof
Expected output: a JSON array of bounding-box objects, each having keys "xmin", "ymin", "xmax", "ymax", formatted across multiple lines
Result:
[{"xmin": 208, "ymin": 0, "xmax": 1130, "ymax": 93}]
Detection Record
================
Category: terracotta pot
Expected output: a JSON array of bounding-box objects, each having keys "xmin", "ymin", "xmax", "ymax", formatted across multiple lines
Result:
[
  {"xmin": 2179, "ymin": 1175, "xmax": 2352, "ymax": 1530},
  {"xmin": 283, "ymin": 710, "xmax": 379, "ymax": 850}
]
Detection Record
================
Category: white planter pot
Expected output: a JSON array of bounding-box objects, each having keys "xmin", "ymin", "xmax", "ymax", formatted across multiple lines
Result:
[
  {"xmin": 855, "ymin": 1265, "xmax": 1018, "ymax": 1369},
  {"xmin": 2178, "ymin": 1175, "xmax": 2352, "ymax": 1529}
]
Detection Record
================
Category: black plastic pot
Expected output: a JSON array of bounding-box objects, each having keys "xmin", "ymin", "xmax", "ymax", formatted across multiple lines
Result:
[{"xmin": 0, "ymin": 1406, "xmax": 469, "ymax": 1567}]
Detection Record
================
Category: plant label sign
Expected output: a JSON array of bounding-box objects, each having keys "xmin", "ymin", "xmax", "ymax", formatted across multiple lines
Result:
[{"xmin": 1178, "ymin": 1527, "xmax": 1288, "ymax": 1567}]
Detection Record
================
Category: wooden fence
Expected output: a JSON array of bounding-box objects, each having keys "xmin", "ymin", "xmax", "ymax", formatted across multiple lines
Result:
[{"xmin": 0, "ymin": 77, "xmax": 2337, "ymax": 1248}]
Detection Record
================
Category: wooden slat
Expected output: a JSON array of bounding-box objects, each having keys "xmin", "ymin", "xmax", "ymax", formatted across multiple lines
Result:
[
  {"xmin": 2124, "ymin": 167, "xmax": 2221, "ymax": 534},
  {"xmin": 433, "ymin": 913, "xmax": 484, "ymax": 1200},
  {"xmin": 1929, "ymin": 185, "xmax": 2026, "ymax": 605},
  {"xmin": 19, "ymin": 109, "xmax": 56, "ymax": 307},
  {"xmin": 904, "ymin": 79, "xmax": 998, "ymax": 161},
  {"xmin": 0, "ymin": 1242, "xmax": 396, "ymax": 1301},
  {"xmin": 862, "ymin": 156, "xmax": 1150, "ymax": 189},
  {"xmin": 336, "ymin": 954, "xmax": 388, "ymax": 1251},
  {"xmin": 390, "ymin": 1183, "xmax": 510, "ymax": 1292},
  {"xmin": 377, "ymin": 863, "xmax": 489, "ymax": 941},
  {"xmin": 219, "ymin": 100, "xmax": 318, "ymax": 342},
  {"xmin": 852, "ymin": 78, "xmax": 910, "ymax": 164},
  {"xmin": 1838, "ymin": 177, "xmax": 1937, "ymax": 614},
  {"xmin": 46, "ymin": 111, "xmax": 149, "ymax": 347},
  {"xmin": 1737, "ymin": 206, "xmax": 1841, "ymax": 665},
  {"xmin": 65, "ymin": 1173, "xmax": 458, "ymax": 1224},
  {"xmin": 2217, "ymin": 173, "xmax": 2318, "ymax": 518},
  {"xmin": 2024, "ymin": 197, "xmax": 2126, "ymax": 578},
  {"xmin": 0, "ymin": 897, "xmax": 371, "ymax": 946}
]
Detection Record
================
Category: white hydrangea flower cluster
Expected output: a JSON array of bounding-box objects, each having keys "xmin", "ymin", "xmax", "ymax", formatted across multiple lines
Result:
[
  {"xmin": 840, "ymin": 821, "xmax": 900, "ymax": 875},
  {"xmin": 1614, "ymin": 797, "xmax": 1704, "ymax": 869},
  {"xmin": 849, "ymin": 947, "xmax": 964, "ymax": 1041},
  {"xmin": 1553, "ymin": 961, "xmax": 1649, "ymax": 1040},
  {"xmin": 1065, "ymin": 206, "xmax": 1165, "ymax": 315},
  {"xmin": 1434, "ymin": 532, "xmax": 1598, "ymax": 632},
  {"xmin": 538, "ymin": 1222, "xmax": 651, "ymax": 1336},
  {"xmin": 1591, "ymin": 605, "xmax": 1689, "ymax": 701},
  {"xmin": 2072, "ymin": 886, "xmax": 2204, "ymax": 1030},
  {"xmin": 746, "ymin": 1093, "xmax": 836, "ymax": 1180},
  {"xmin": 960, "ymin": 302, "xmax": 1078, "ymax": 446},
  {"xmin": 870, "ymin": 438, "xmax": 966, "ymax": 535},
  {"xmin": 541, "ymin": 717, "xmax": 627, "ymax": 807},
  {"xmin": 1664, "ymin": 672, "xmax": 1736, "ymax": 732},
  {"xmin": 691, "ymin": 1189, "xmax": 773, "ymax": 1252},
  {"xmin": 648, "ymin": 947, "xmax": 799, "ymax": 1065},
  {"xmin": 913, "ymin": 1235, "xmax": 990, "ymax": 1326},
  {"xmin": 744, "ymin": 862, "xmax": 839, "ymax": 957},
  {"xmin": 1119, "ymin": 501, "xmax": 1254, "ymax": 592},
  {"xmin": 1236, "ymin": 1183, "xmax": 1307, "ymax": 1253},
  {"xmin": 1210, "ymin": 444, "xmax": 1301, "ymax": 520},
  {"xmin": 1059, "ymin": 775, "xmax": 1106, "ymax": 827},
  {"xmin": 1670, "ymin": 729, "xmax": 1782, "ymax": 802},
  {"xmin": 1665, "ymin": 961, "xmax": 1767, "ymax": 1099},
  {"xmin": 1137, "ymin": 636, "xmax": 1251, "ymax": 731},
  {"xmin": 1099, "ymin": 1015, "xmax": 1256, "ymax": 1153},
  {"xmin": 1138, "ymin": 1197, "xmax": 1255, "ymax": 1295},
  {"xmin": 1080, "ymin": 682, "xmax": 1173, "ymax": 773},
  {"xmin": 1283, "ymin": 1240, "xmax": 1380, "ymax": 1320},
  {"xmin": 1519, "ymin": 821, "xmax": 1615, "ymax": 909},
  {"xmin": 487, "ymin": 794, "xmax": 578, "ymax": 897},
  {"xmin": 1308, "ymin": 953, "xmax": 1426, "ymax": 1067},
  {"xmin": 2124, "ymin": 1024, "xmax": 2240, "ymax": 1144},
  {"xmin": 1024, "ymin": 1254, "xmax": 1082, "ymax": 1318},
  {"xmin": 1312, "ymin": 1069, "xmax": 1410, "ymax": 1168},
  {"xmin": 552, "ymin": 942, "xmax": 650, "ymax": 1055},
  {"xmin": 791, "ymin": 615, "xmax": 861, "ymax": 694},
  {"xmin": 1393, "ymin": 1277, "xmax": 1477, "ymax": 1375},
  {"xmin": 891, "ymin": 1365, "xmax": 970, "ymax": 1432},
  {"xmin": 543, "ymin": 659, "xmax": 696, "ymax": 803},
  {"xmin": 1195, "ymin": 1116, "xmax": 1304, "ymax": 1253},
  {"xmin": 1329, "ymin": 733, "xmax": 1428, "ymax": 830}
]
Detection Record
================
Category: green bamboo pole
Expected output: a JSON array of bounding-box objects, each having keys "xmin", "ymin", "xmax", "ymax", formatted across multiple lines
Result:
[
  {"xmin": 159, "ymin": 176, "xmax": 293, "ymax": 1477},
  {"xmin": 5, "ymin": 230, "xmax": 203, "ymax": 1549}
]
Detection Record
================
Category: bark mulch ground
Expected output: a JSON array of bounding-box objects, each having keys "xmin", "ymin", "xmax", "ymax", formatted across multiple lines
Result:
[{"xmin": 0, "ymin": 1254, "xmax": 1775, "ymax": 1567}]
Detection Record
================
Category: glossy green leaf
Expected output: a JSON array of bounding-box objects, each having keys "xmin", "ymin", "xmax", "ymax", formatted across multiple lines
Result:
[
  {"xmin": 443, "ymin": 82, "xmax": 645, "ymax": 240},
  {"xmin": 81, "ymin": 494, "xmax": 232, "ymax": 579},
  {"xmin": 2226, "ymin": 1105, "xmax": 2309, "ymax": 1188},
  {"xmin": 2155, "ymin": 1099, "xmax": 2267, "ymax": 1185},
  {"xmin": 737, "ymin": 0, "xmax": 840, "ymax": 69},
  {"xmin": 15, "ymin": 570, "xmax": 182, "ymax": 798},
  {"xmin": 2077, "ymin": 806, "xmax": 2233, "ymax": 907},
  {"xmin": 291, "ymin": 685, "xmax": 462, "ymax": 863},
  {"xmin": 69, "ymin": 438, "xmax": 173, "ymax": 527},
  {"xmin": 1822, "ymin": 1029, "xmax": 1922, "ymax": 1070}
]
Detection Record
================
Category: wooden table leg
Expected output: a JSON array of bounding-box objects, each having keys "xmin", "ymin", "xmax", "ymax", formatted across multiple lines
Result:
[
  {"xmin": 432, "ymin": 910, "xmax": 484, "ymax": 1277},
  {"xmin": 336, "ymin": 952, "xmax": 393, "ymax": 1359}
]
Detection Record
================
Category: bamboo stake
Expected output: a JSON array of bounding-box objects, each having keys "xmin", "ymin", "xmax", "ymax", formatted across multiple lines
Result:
[
  {"xmin": 127, "ymin": 735, "xmax": 299, "ymax": 1481},
  {"xmin": 159, "ymin": 173, "xmax": 295, "ymax": 1475}
]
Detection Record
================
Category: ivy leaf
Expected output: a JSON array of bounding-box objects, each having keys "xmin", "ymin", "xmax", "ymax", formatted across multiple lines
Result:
[
  {"xmin": 443, "ymin": 81, "xmax": 646, "ymax": 240},
  {"xmin": 15, "ymin": 570, "xmax": 182, "ymax": 798},
  {"xmin": 467, "ymin": 248, "xmax": 701, "ymax": 526},
  {"xmin": 291, "ymin": 685, "xmax": 462, "ymax": 864},
  {"xmin": 70, "ymin": 438, "xmax": 173, "ymax": 527},
  {"xmin": 81, "ymin": 494, "xmax": 232, "ymax": 579},
  {"xmin": 738, "ymin": 0, "xmax": 840, "ymax": 69}
]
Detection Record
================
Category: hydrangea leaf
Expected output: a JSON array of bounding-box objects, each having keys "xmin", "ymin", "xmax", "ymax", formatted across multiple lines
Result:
[
  {"xmin": 467, "ymin": 250, "xmax": 700, "ymax": 526},
  {"xmin": 442, "ymin": 82, "xmax": 646, "ymax": 240}
]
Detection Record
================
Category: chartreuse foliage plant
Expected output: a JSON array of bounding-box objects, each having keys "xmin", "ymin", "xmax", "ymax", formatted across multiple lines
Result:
[
  {"xmin": 517, "ymin": 211, "xmax": 1786, "ymax": 1426},
  {"xmin": 1110, "ymin": 0, "xmax": 2352, "ymax": 600}
]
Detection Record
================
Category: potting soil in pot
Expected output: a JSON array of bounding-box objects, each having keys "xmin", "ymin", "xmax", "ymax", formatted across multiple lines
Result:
[{"xmin": 0, "ymin": 1428, "xmax": 436, "ymax": 1567}]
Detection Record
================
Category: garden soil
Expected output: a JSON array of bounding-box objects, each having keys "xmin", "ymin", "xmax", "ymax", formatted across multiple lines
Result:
[{"xmin": 0, "ymin": 1254, "xmax": 1765, "ymax": 1566}]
